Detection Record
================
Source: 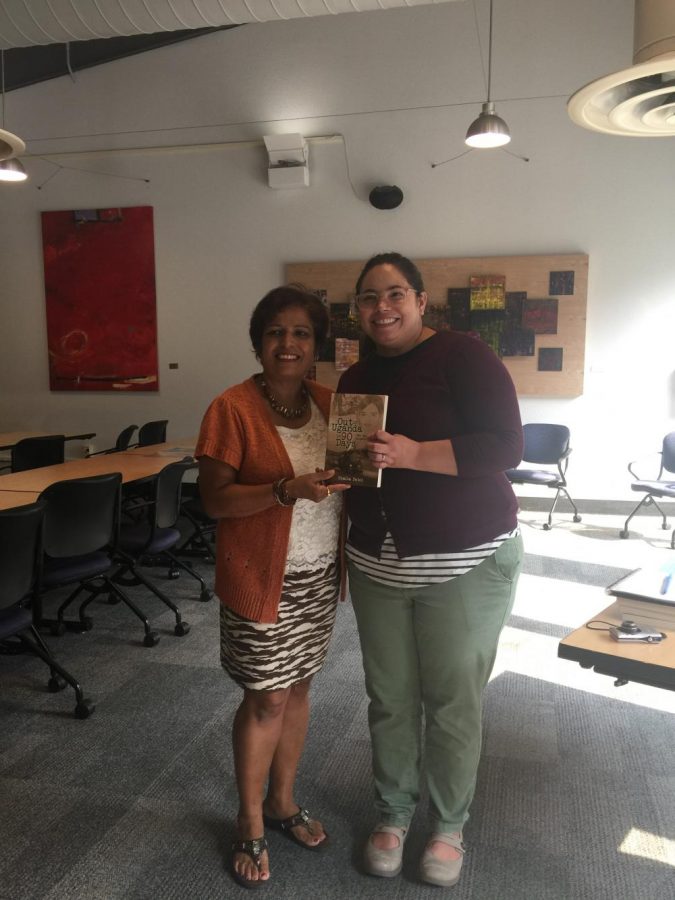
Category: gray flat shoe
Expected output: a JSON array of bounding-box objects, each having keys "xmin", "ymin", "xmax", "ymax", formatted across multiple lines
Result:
[
  {"xmin": 419, "ymin": 832, "xmax": 466, "ymax": 888},
  {"xmin": 363, "ymin": 824, "xmax": 408, "ymax": 878}
]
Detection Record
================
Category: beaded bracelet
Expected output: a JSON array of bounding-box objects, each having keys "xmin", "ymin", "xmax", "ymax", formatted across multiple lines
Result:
[{"xmin": 272, "ymin": 477, "xmax": 296, "ymax": 507}]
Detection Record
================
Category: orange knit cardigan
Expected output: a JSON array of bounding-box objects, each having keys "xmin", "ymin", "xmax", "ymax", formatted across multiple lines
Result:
[{"xmin": 195, "ymin": 376, "xmax": 339, "ymax": 623}]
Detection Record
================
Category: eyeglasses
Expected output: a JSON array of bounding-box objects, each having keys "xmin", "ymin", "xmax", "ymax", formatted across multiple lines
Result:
[{"xmin": 354, "ymin": 287, "xmax": 417, "ymax": 309}]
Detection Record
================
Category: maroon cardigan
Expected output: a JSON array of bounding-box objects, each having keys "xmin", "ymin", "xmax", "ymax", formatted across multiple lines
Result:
[{"xmin": 338, "ymin": 331, "xmax": 523, "ymax": 557}]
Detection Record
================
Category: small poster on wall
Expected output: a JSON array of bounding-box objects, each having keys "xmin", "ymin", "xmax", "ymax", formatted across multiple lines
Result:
[{"xmin": 41, "ymin": 205, "xmax": 159, "ymax": 391}]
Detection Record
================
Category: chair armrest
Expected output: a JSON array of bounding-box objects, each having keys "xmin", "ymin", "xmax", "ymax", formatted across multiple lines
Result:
[{"xmin": 627, "ymin": 450, "xmax": 663, "ymax": 481}]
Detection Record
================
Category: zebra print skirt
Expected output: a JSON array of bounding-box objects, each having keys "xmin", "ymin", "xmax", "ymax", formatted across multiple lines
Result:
[{"xmin": 219, "ymin": 562, "xmax": 339, "ymax": 691}]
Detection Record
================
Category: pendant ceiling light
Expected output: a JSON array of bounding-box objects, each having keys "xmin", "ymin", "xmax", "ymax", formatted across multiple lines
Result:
[
  {"xmin": 0, "ymin": 50, "xmax": 27, "ymax": 183},
  {"xmin": 465, "ymin": 0, "xmax": 511, "ymax": 149}
]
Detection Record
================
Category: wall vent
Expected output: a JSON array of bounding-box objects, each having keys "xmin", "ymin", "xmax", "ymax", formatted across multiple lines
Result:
[{"xmin": 568, "ymin": 0, "xmax": 675, "ymax": 136}]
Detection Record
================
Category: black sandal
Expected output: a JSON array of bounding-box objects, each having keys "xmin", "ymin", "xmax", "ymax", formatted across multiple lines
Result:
[
  {"xmin": 231, "ymin": 837, "xmax": 269, "ymax": 889},
  {"xmin": 262, "ymin": 807, "xmax": 329, "ymax": 852}
]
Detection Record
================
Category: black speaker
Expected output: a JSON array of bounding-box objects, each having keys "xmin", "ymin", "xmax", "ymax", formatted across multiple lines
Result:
[{"xmin": 369, "ymin": 185, "xmax": 404, "ymax": 209}]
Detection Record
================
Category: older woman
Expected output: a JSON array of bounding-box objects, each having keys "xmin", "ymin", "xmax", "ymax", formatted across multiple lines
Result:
[
  {"xmin": 196, "ymin": 285, "xmax": 349, "ymax": 889},
  {"xmin": 339, "ymin": 253, "xmax": 523, "ymax": 888}
]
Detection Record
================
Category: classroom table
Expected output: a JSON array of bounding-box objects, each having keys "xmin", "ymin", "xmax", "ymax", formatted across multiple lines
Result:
[
  {"xmin": 0, "ymin": 441, "xmax": 196, "ymax": 493},
  {"xmin": 0, "ymin": 490, "xmax": 40, "ymax": 510},
  {"xmin": 0, "ymin": 431, "xmax": 96, "ymax": 450},
  {"xmin": 122, "ymin": 439, "xmax": 196, "ymax": 457},
  {"xmin": 558, "ymin": 601, "xmax": 675, "ymax": 691}
]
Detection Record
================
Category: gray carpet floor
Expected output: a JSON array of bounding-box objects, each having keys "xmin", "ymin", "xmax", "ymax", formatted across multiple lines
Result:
[{"xmin": 2, "ymin": 507, "xmax": 675, "ymax": 899}]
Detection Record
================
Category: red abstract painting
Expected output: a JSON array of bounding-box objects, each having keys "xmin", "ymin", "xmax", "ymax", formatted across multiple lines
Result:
[{"xmin": 41, "ymin": 206, "xmax": 158, "ymax": 391}]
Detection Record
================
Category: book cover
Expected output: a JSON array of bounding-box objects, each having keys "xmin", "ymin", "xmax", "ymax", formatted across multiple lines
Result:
[
  {"xmin": 324, "ymin": 393, "xmax": 388, "ymax": 488},
  {"xmin": 606, "ymin": 564, "xmax": 675, "ymax": 605},
  {"xmin": 334, "ymin": 337, "xmax": 360, "ymax": 372}
]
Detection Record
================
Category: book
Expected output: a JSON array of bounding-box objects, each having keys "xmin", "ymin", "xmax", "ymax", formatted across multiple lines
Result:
[
  {"xmin": 324, "ymin": 392, "xmax": 388, "ymax": 488},
  {"xmin": 606, "ymin": 564, "xmax": 675, "ymax": 604},
  {"xmin": 334, "ymin": 337, "xmax": 359, "ymax": 372},
  {"xmin": 614, "ymin": 598, "xmax": 675, "ymax": 632},
  {"xmin": 607, "ymin": 564, "xmax": 675, "ymax": 631}
]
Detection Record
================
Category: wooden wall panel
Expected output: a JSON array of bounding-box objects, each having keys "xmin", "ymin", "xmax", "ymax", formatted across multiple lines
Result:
[{"xmin": 286, "ymin": 254, "xmax": 588, "ymax": 397}]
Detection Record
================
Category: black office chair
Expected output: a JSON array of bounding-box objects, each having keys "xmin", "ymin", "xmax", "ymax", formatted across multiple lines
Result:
[
  {"xmin": 505, "ymin": 423, "xmax": 581, "ymax": 530},
  {"xmin": 0, "ymin": 501, "xmax": 94, "ymax": 719},
  {"xmin": 137, "ymin": 420, "xmax": 168, "ymax": 447},
  {"xmin": 114, "ymin": 459, "xmax": 211, "ymax": 636},
  {"xmin": 620, "ymin": 431, "xmax": 675, "ymax": 547},
  {"xmin": 10, "ymin": 435, "xmax": 65, "ymax": 472},
  {"xmin": 178, "ymin": 484, "xmax": 216, "ymax": 563},
  {"xmin": 38, "ymin": 474, "xmax": 160, "ymax": 648},
  {"xmin": 87, "ymin": 424, "xmax": 138, "ymax": 456}
]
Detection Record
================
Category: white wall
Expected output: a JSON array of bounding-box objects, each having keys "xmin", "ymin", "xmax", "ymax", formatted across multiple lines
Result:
[{"xmin": 1, "ymin": 0, "xmax": 673, "ymax": 499}]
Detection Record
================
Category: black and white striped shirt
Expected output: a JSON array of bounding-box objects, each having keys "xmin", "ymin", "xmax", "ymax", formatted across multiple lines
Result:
[{"xmin": 347, "ymin": 529, "xmax": 518, "ymax": 588}]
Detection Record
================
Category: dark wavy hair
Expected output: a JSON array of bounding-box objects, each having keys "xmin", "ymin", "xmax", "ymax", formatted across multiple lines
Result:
[
  {"xmin": 355, "ymin": 252, "xmax": 426, "ymax": 295},
  {"xmin": 249, "ymin": 285, "xmax": 330, "ymax": 357}
]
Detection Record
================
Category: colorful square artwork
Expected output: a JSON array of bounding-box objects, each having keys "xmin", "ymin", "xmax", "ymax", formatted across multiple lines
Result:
[
  {"xmin": 470, "ymin": 309, "xmax": 505, "ymax": 355},
  {"xmin": 469, "ymin": 275, "xmax": 506, "ymax": 310},
  {"xmin": 41, "ymin": 206, "xmax": 158, "ymax": 391},
  {"xmin": 313, "ymin": 288, "xmax": 328, "ymax": 307},
  {"xmin": 505, "ymin": 291, "xmax": 526, "ymax": 325},
  {"xmin": 447, "ymin": 288, "xmax": 471, "ymax": 330},
  {"xmin": 538, "ymin": 347, "xmax": 563, "ymax": 371},
  {"xmin": 549, "ymin": 270, "xmax": 574, "ymax": 295},
  {"xmin": 423, "ymin": 304, "xmax": 453, "ymax": 331},
  {"xmin": 500, "ymin": 326, "xmax": 535, "ymax": 357},
  {"xmin": 522, "ymin": 298, "xmax": 559, "ymax": 334}
]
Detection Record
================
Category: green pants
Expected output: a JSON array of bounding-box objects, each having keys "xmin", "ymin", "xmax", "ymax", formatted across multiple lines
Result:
[{"xmin": 349, "ymin": 533, "xmax": 523, "ymax": 833}]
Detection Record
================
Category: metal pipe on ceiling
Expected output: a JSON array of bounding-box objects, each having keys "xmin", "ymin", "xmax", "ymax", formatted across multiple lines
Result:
[{"xmin": 0, "ymin": 0, "xmax": 464, "ymax": 50}]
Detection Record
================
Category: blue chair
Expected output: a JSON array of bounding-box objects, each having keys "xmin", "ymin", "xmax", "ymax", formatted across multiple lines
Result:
[
  {"xmin": 38, "ymin": 473, "xmax": 160, "ymax": 648},
  {"xmin": 87, "ymin": 424, "xmax": 138, "ymax": 456},
  {"xmin": 0, "ymin": 500, "xmax": 94, "ymax": 719},
  {"xmin": 137, "ymin": 420, "xmax": 168, "ymax": 447},
  {"xmin": 178, "ymin": 484, "xmax": 216, "ymax": 563},
  {"xmin": 11, "ymin": 435, "xmax": 65, "ymax": 472},
  {"xmin": 114, "ymin": 459, "xmax": 212, "ymax": 637},
  {"xmin": 620, "ymin": 431, "xmax": 675, "ymax": 547},
  {"xmin": 505, "ymin": 423, "xmax": 581, "ymax": 530}
]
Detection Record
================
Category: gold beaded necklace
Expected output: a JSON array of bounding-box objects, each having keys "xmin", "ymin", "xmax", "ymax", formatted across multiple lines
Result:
[{"xmin": 258, "ymin": 376, "xmax": 309, "ymax": 419}]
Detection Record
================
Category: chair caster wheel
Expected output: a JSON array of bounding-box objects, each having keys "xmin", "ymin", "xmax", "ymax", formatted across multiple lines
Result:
[
  {"xmin": 619, "ymin": 530, "xmax": 629, "ymax": 539},
  {"xmin": 80, "ymin": 617, "xmax": 94, "ymax": 631},
  {"xmin": 50, "ymin": 622, "xmax": 66, "ymax": 637},
  {"xmin": 573, "ymin": 515, "xmax": 582, "ymax": 523},
  {"xmin": 543, "ymin": 523, "xmax": 551, "ymax": 531},
  {"xmin": 174, "ymin": 621, "xmax": 190, "ymax": 637},
  {"xmin": 662, "ymin": 524, "xmax": 670, "ymax": 530},
  {"xmin": 48, "ymin": 676, "xmax": 66, "ymax": 693},
  {"xmin": 168, "ymin": 567, "xmax": 180, "ymax": 580},
  {"xmin": 75, "ymin": 700, "xmax": 95, "ymax": 719},
  {"xmin": 143, "ymin": 631, "xmax": 160, "ymax": 647},
  {"xmin": 199, "ymin": 589, "xmax": 212, "ymax": 603}
]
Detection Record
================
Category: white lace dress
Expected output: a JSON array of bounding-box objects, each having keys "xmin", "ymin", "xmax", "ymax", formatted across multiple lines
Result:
[{"xmin": 220, "ymin": 400, "xmax": 343, "ymax": 691}]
